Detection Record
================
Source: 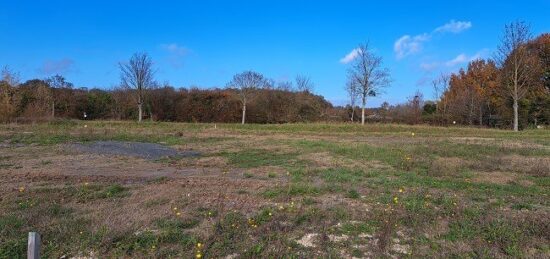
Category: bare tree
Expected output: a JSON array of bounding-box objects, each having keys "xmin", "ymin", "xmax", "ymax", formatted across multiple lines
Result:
[
  {"xmin": 496, "ymin": 21, "xmax": 540, "ymax": 131},
  {"xmin": 347, "ymin": 43, "xmax": 391, "ymax": 125},
  {"xmin": 277, "ymin": 81, "xmax": 293, "ymax": 91},
  {"xmin": 432, "ymin": 73, "xmax": 450, "ymax": 124},
  {"xmin": 119, "ymin": 53, "xmax": 155, "ymax": 122},
  {"xmin": 1, "ymin": 66, "xmax": 20, "ymax": 87},
  {"xmin": 345, "ymin": 79, "xmax": 360, "ymax": 122},
  {"xmin": 227, "ymin": 71, "xmax": 269, "ymax": 124},
  {"xmin": 295, "ymin": 74, "xmax": 314, "ymax": 93}
]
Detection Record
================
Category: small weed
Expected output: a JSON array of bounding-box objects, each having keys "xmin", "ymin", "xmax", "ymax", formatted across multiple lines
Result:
[{"xmin": 345, "ymin": 189, "xmax": 360, "ymax": 199}]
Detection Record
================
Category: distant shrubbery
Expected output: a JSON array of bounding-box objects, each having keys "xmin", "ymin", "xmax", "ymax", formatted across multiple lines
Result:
[{"xmin": 0, "ymin": 77, "xmax": 339, "ymax": 123}]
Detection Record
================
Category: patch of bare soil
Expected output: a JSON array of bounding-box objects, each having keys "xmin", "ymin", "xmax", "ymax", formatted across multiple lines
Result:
[
  {"xmin": 428, "ymin": 157, "xmax": 467, "ymax": 177},
  {"xmin": 300, "ymin": 152, "xmax": 391, "ymax": 171},
  {"xmin": 472, "ymin": 171, "xmax": 518, "ymax": 185}
]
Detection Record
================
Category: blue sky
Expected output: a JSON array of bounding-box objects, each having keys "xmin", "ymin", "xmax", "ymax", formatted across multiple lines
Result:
[{"xmin": 1, "ymin": 0, "xmax": 549, "ymax": 107}]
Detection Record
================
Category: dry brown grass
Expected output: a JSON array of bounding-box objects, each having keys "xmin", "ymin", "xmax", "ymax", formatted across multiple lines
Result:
[{"xmin": 427, "ymin": 157, "xmax": 466, "ymax": 177}]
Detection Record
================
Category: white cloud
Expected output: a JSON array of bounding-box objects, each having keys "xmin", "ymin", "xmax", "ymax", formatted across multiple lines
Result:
[
  {"xmin": 160, "ymin": 43, "xmax": 189, "ymax": 56},
  {"xmin": 394, "ymin": 34, "xmax": 430, "ymax": 59},
  {"xmin": 394, "ymin": 20, "xmax": 472, "ymax": 59},
  {"xmin": 435, "ymin": 20, "xmax": 472, "ymax": 34},
  {"xmin": 445, "ymin": 50, "xmax": 487, "ymax": 67},
  {"xmin": 339, "ymin": 48, "xmax": 362, "ymax": 64},
  {"xmin": 445, "ymin": 54, "xmax": 468, "ymax": 66}
]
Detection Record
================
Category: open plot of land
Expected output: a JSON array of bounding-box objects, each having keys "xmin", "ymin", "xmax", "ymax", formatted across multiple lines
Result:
[{"xmin": 0, "ymin": 121, "xmax": 549, "ymax": 258}]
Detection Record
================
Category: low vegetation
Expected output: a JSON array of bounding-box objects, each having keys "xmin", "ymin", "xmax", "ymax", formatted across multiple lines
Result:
[{"xmin": 0, "ymin": 121, "xmax": 548, "ymax": 258}]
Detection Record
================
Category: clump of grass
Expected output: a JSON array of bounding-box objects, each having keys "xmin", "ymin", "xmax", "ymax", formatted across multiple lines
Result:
[
  {"xmin": 71, "ymin": 184, "xmax": 129, "ymax": 202},
  {"xmin": 345, "ymin": 189, "xmax": 360, "ymax": 199},
  {"xmin": 102, "ymin": 184, "xmax": 127, "ymax": 198},
  {"xmin": 155, "ymin": 218, "xmax": 198, "ymax": 244}
]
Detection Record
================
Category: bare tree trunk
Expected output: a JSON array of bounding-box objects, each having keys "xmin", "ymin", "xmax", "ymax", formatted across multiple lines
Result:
[
  {"xmin": 479, "ymin": 105, "xmax": 483, "ymax": 127},
  {"xmin": 361, "ymin": 96, "xmax": 366, "ymax": 125},
  {"xmin": 138, "ymin": 102, "xmax": 143, "ymax": 123},
  {"xmin": 513, "ymin": 99, "xmax": 519, "ymax": 131},
  {"xmin": 351, "ymin": 107, "xmax": 355, "ymax": 122},
  {"xmin": 51, "ymin": 101, "xmax": 55, "ymax": 119},
  {"xmin": 469, "ymin": 93, "xmax": 474, "ymax": 125},
  {"xmin": 241, "ymin": 103, "xmax": 246, "ymax": 124}
]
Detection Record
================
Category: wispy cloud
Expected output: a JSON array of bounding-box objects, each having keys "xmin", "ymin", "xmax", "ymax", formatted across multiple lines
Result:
[
  {"xmin": 160, "ymin": 43, "xmax": 189, "ymax": 56},
  {"xmin": 160, "ymin": 43, "xmax": 190, "ymax": 68},
  {"xmin": 445, "ymin": 54, "xmax": 468, "ymax": 66},
  {"xmin": 445, "ymin": 50, "xmax": 487, "ymax": 67},
  {"xmin": 38, "ymin": 58, "xmax": 75, "ymax": 75},
  {"xmin": 339, "ymin": 48, "xmax": 362, "ymax": 64},
  {"xmin": 435, "ymin": 20, "xmax": 472, "ymax": 34},
  {"xmin": 394, "ymin": 20, "xmax": 472, "ymax": 59},
  {"xmin": 394, "ymin": 34, "xmax": 430, "ymax": 59}
]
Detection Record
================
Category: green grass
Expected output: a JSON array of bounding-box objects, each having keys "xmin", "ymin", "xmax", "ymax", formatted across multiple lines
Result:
[{"xmin": 0, "ymin": 120, "xmax": 548, "ymax": 258}]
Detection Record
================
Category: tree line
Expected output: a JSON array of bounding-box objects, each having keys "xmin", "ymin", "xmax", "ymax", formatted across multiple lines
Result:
[
  {"xmin": 1, "ymin": 21, "xmax": 548, "ymax": 130},
  {"xmin": 343, "ymin": 21, "xmax": 549, "ymax": 130},
  {"xmin": 0, "ymin": 65, "xmax": 339, "ymax": 123}
]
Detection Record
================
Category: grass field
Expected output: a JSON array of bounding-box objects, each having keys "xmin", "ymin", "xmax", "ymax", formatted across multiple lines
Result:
[{"xmin": 0, "ymin": 121, "xmax": 549, "ymax": 258}]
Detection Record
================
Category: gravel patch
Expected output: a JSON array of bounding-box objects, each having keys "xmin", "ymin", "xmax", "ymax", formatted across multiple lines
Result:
[{"xmin": 69, "ymin": 141, "xmax": 200, "ymax": 160}]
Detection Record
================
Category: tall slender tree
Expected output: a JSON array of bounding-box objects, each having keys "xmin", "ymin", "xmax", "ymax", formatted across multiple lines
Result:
[
  {"xmin": 347, "ymin": 43, "xmax": 391, "ymax": 125},
  {"xmin": 227, "ymin": 71, "xmax": 269, "ymax": 124},
  {"xmin": 119, "ymin": 53, "xmax": 155, "ymax": 122},
  {"xmin": 496, "ymin": 21, "xmax": 540, "ymax": 131}
]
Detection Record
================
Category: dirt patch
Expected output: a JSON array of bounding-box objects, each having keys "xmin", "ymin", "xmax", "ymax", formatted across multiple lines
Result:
[
  {"xmin": 473, "ymin": 171, "xmax": 518, "ymax": 185},
  {"xmin": 297, "ymin": 233, "xmax": 319, "ymax": 247},
  {"xmin": 300, "ymin": 152, "xmax": 391, "ymax": 171},
  {"xmin": 428, "ymin": 157, "xmax": 466, "ymax": 177},
  {"xmin": 69, "ymin": 141, "xmax": 200, "ymax": 160}
]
